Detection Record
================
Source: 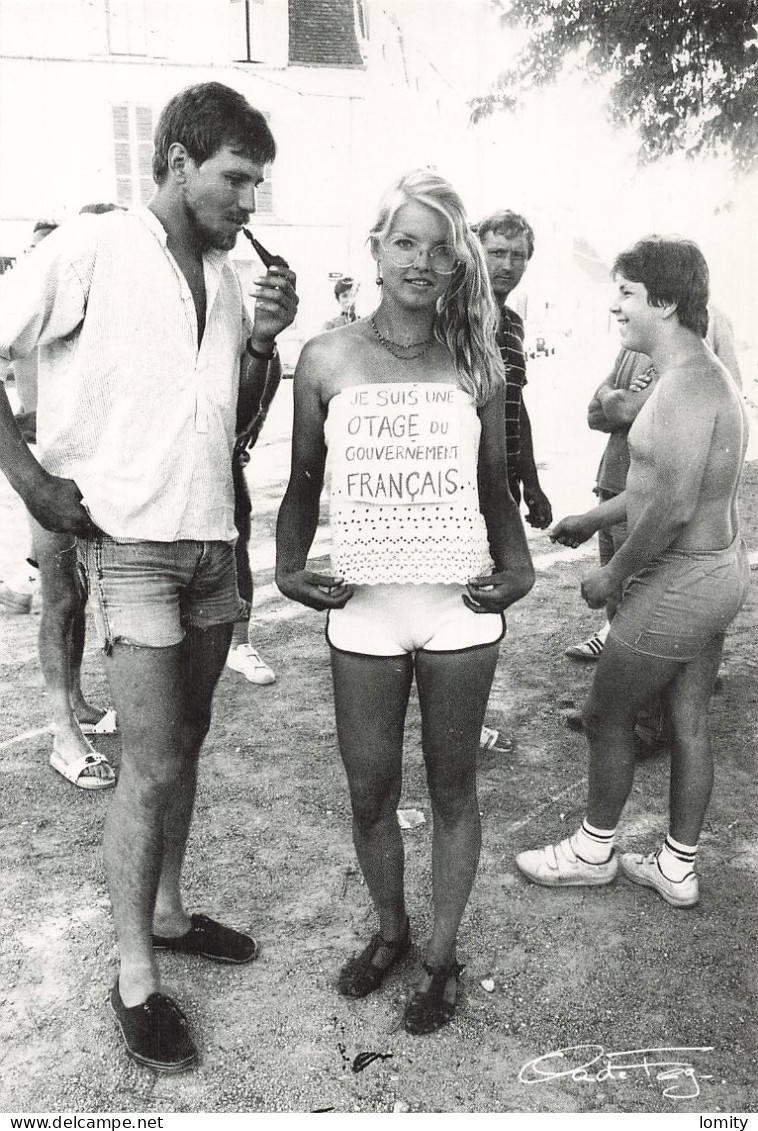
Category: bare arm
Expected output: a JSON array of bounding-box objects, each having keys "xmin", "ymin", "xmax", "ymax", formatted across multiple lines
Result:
[
  {"xmin": 465, "ymin": 385, "xmax": 535, "ymax": 614},
  {"xmin": 236, "ymin": 350, "xmax": 283, "ymax": 451},
  {"xmin": 709, "ymin": 308, "xmax": 742, "ymax": 389},
  {"xmin": 0, "ymin": 382, "xmax": 97, "ymax": 535},
  {"xmin": 236, "ymin": 262, "xmax": 298, "ymax": 447},
  {"xmin": 587, "ymin": 371, "xmax": 619, "ymax": 433},
  {"xmin": 587, "ymin": 352, "xmax": 656, "ymax": 431},
  {"xmin": 0, "ymin": 229, "xmax": 97, "ymax": 535},
  {"xmin": 551, "ymin": 492, "xmax": 628, "ymax": 547},
  {"xmin": 593, "ymin": 377, "xmax": 657, "ymax": 428},
  {"xmin": 605, "ymin": 381, "xmax": 714, "ymax": 584},
  {"xmin": 275, "ymin": 339, "xmax": 352, "ymax": 611},
  {"xmin": 518, "ymin": 400, "xmax": 552, "ymax": 528}
]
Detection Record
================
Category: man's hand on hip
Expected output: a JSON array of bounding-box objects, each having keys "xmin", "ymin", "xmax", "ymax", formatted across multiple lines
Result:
[{"xmin": 28, "ymin": 474, "xmax": 101, "ymax": 538}]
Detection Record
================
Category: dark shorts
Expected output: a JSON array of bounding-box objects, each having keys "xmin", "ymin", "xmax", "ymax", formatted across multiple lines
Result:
[
  {"xmin": 610, "ymin": 535, "xmax": 750, "ymax": 661},
  {"xmin": 78, "ymin": 534, "xmax": 242, "ymax": 651}
]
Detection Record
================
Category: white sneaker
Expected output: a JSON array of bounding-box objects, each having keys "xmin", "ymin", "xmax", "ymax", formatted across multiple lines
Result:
[
  {"xmin": 516, "ymin": 836, "xmax": 618, "ymax": 888},
  {"xmin": 619, "ymin": 850, "xmax": 699, "ymax": 908},
  {"xmin": 565, "ymin": 632, "xmax": 605, "ymax": 660},
  {"xmin": 227, "ymin": 644, "xmax": 276, "ymax": 685}
]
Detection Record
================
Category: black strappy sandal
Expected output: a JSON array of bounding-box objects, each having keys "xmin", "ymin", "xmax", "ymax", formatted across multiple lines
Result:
[
  {"xmin": 337, "ymin": 917, "xmax": 411, "ymax": 999},
  {"xmin": 403, "ymin": 959, "xmax": 464, "ymax": 1034}
]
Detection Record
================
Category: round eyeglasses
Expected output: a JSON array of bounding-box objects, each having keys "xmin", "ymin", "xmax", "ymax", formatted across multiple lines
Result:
[{"xmin": 381, "ymin": 236, "xmax": 460, "ymax": 275}]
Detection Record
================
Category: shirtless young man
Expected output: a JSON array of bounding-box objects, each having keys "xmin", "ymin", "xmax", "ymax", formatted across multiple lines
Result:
[{"xmin": 516, "ymin": 235, "xmax": 749, "ymax": 908}]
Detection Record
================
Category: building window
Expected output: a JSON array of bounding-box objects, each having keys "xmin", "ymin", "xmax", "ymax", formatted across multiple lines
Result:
[
  {"xmin": 112, "ymin": 104, "xmax": 154, "ymax": 207},
  {"xmin": 106, "ymin": 0, "xmax": 149, "ymax": 56}
]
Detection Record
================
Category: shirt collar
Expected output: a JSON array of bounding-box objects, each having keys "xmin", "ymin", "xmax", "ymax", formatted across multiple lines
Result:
[
  {"xmin": 131, "ymin": 206, "xmax": 228, "ymax": 273},
  {"xmin": 132, "ymin": 205, "xmax": 170, "ymax": 246}
]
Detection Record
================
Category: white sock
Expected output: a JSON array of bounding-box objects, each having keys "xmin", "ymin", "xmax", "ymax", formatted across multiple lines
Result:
[
  {"xmin": 659, "ymin": 834, "xmax": 697, "ymax": 881},
  {"xmin": 572, "ymin": 818, "xmax": 616, "ymax": 863},
  {"xmin": 598, "ymin": 621, "xmax": 611, "ymax": 643}
]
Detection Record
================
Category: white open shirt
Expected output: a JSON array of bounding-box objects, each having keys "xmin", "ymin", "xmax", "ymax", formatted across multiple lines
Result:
[{"xmin": 0, "ymin": 207, "xmax": 251, "ymax": 543}]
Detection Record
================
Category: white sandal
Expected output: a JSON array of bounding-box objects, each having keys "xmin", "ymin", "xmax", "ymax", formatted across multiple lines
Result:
[
  {"xmin": 50, "ymin": 745, "xmax": 116, "ymax": 791},
  {"xmin": 79, "ymin": 708, "xmax": 118, "ymax": 735}
]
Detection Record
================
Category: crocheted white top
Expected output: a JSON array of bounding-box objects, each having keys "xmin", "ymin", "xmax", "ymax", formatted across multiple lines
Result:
[{"xmin": 324, "ymin": 382, "xmax": 494, "ymax": 584}]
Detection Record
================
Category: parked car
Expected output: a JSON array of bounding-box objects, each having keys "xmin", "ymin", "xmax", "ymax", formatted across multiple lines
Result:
[{"xmin": 529, "ymin": 335, "xmax": 555, "ymax": 359}]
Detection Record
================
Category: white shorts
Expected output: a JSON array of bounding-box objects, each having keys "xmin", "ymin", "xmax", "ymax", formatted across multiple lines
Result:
[{"xmin": 326, "ymin": 583, "xmax": 505, "ymax": 657}]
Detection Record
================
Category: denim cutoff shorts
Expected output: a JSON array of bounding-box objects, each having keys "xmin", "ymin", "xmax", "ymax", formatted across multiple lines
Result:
[
  {"xmin": 78, "ymin": 534, "xmax": 242, "ymax": 651},
  {"xmin": 610, "ymin": 535, "xmax": 750, "ymax": 661}
]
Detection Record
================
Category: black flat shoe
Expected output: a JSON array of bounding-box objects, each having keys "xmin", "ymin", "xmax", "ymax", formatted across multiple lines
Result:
[
  {"xmin": 152, "ymin": 913, "xmax": 259, "ymax": 964},
  {"xmin": 110, "ymin": 983, "xmax": 198, "ymax": 1073},
  {"xmin": 337, "ymin": 917, "xmax": 411, "ymax": 999},
  {"xmin": 403, "ymin": 959, "xmax": 464, "ymax": 1035}
]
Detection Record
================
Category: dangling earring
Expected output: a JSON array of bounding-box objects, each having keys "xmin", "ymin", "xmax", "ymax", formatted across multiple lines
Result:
[{"xmin": 375, "ymin": 264, "xmax": 383, "ymax": 286}]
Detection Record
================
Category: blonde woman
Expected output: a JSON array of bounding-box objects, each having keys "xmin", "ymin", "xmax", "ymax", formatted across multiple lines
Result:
[{"xmin": 276, "ymin": 170, "xmax": 534, "ymax": 1033}]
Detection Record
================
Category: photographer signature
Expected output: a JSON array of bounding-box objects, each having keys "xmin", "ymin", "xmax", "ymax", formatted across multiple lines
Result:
[{"xmin": 519, "ymin": 1044, "xmax": 714, "ymax": 1100}]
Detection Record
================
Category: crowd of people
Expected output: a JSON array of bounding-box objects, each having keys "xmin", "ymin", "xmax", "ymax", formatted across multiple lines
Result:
[{"xmin": 0, "ymin": 80, "xmax": 749, "ymax": 1073}]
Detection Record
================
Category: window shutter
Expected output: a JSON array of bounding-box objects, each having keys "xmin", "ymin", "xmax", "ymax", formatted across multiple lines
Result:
[
  {"xmin": 111, "ymin": 103, "xmax": 154, "ymax": 206},
  {"xmin": 256, "ymin": 179, "xmax": 273, "ymax": 215},
  {"xmin": 256, "ymin": 111, "xmax": 274, "ymax": 215}
]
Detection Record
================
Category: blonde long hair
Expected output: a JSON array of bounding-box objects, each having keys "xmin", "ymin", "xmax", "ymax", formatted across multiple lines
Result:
[{"xmin": 369, "ymin": 169, "xmax": 504, "ymax": 405}]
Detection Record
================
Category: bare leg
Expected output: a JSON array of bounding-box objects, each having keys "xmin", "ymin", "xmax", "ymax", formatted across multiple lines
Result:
[
  {"xmin": 102, "ymin": 621, "xmax": 232, "ymax": 1006},
  {"xmin": 33, "ymin": 524, "xmax": 109, "ymax": 779},
  {"xmin": 330, "ymin": 649, "xmax": 413, "ymax": 947},
  {"xmin": 153, "ymin": 622, "xmax": 234, "ymax": 932},
  {"xmin": 67, "ymin": 603, "xmax": 106, "ymax": 722},
  {"xmin": 227, "ymin": 473, "xmax": 274, "ymax": 681},
  {"xmin": 231, "ymin": 608, "xmax": 250, "ymax": 649},
  {"xmin": 232, "ymin": 455, "xmax": 253, "ymax": 650},
  {"xmin": 583, "ymin": 639, "xmax": 682, "ymax": 829},
  {"xmin": 415, "ymin": 643, "xmax": 498, "ymax": 979},
  {"xmin": 667, "ymin": 635, "xmax": 724, "ymax": 844},
  {"xmin": 103, "ymin": 641, "xmax": 185, "ymax": 1005}
]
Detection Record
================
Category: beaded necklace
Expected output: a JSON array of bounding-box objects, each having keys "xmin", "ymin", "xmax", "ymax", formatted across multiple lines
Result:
[{"xmin": 369, "ymin": 314, "xmax": 436, "ymax": 360}]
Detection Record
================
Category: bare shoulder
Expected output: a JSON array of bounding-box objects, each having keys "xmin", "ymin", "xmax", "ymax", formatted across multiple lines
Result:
[
  {"xmin": 662, "ymin": 349, "xmax": 738, "ymax": 410},
  {"xmin": 297, "ymin": 319, "xmax": 373, "ymax": 392},
  {"xmin": 305, "ymin": 319, "xmax": 368, "ymax": 357}
]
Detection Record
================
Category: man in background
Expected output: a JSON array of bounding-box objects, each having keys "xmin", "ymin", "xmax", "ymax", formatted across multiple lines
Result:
[
  {"xmin": 476, "ymin": 209, "xmax": 552, "ymax": 529},
  {"xmin": 0, "ymin": 221, "xmax": 58, "ymax": 614},
  {"xmin": 321, "ymin": 275, "xmax": 358, "ymax": 332}
]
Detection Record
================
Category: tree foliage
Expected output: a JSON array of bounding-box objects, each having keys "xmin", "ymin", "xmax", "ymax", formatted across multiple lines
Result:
[{"xmin": 470, "ymin": 1, "xmax": 758, "ymax": 170}]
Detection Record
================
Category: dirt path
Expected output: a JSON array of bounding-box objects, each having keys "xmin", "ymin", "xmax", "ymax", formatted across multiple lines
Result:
[{"xmin": 1, "ymin": 347, "xmax": 756, "ymax": 1114}]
